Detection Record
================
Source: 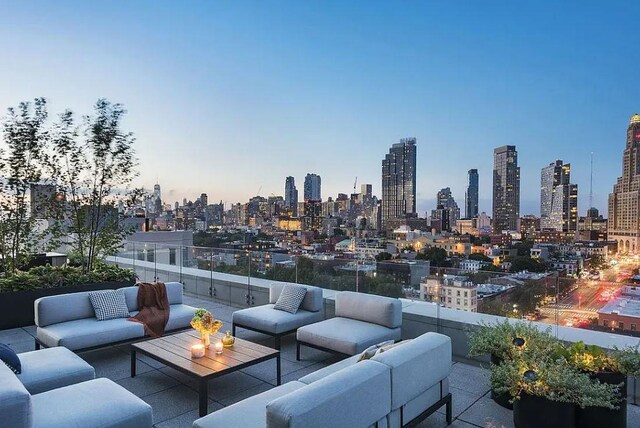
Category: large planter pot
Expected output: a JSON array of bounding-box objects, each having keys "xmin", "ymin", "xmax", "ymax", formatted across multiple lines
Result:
[
  {"xmin": 0, "ymin": 281, "xmax": 134, "ymax": 329},
  {"xmin": 490, "ymin": 354, "xmax": 514, "ymax": 410},
  {"xmin": 513, "ymin": 393, "xmax": 576, "ymax": 428},
  {"xmin": 576, "ymin": 371, "xmax": 627, "ymax": 428}
]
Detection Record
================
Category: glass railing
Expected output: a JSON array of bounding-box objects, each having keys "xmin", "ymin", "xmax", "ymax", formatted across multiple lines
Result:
[{"xmin": 111, "ymin": 242, "xmax": 640, "ymax": 342}]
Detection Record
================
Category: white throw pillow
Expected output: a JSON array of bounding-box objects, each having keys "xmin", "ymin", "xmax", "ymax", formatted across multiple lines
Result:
[
  {"xmin": 273, "ymin": 285, "xmax": 307, "ymax": 314},
  {"xmin": 357, "ymin": 340, "xmax": 395, "ymax": 362},
  {"xmin": 88, "ymin": 290, "xmax": 131, "ymax": 321}
]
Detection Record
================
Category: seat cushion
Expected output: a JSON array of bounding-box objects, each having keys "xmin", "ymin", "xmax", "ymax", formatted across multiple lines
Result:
[
  {"xmin": 32, "ymin": 378, "xmax": 152, "ymax": 428},
  {"xmin": 165, "ymin": 304, "xmax": 197, "ymax": 331},
  {"xmin": 233, "ymin": 304, "xmax": 324, "ymax": 334},
  {"xmin": 298, "ymin": 353, "xmax": 361, "ymax": 384},
  {"xmin": 17, "ymin": 347, "xmax": 95, "ymax": 394},
  {"xmin": 193, "ymin": 381, "xmax": 306, "ymax": 428},
  {"xmin": 37, "ymin": 317, "xmax": 145, "ymax": 350},
  {"xmin": 297, "ymin": 317, "xmax": 401, "ymax": 355}
]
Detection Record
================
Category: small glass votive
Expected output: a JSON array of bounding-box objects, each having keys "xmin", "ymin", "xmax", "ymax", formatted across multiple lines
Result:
[
  {"xmin": 214, "ymin": 340, "xmax": 223, "ymax": 355},
  {"xmin": 191, "ymin": 344, "xmax": 205, "ymax": 358}
]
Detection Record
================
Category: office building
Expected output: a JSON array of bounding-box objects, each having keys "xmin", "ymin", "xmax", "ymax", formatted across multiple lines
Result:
[
  {"xmin": 608, "ymin": 114, "xmax": 640, "ymax": 254},
  {"xmin": 381, "ymin": 138, "xmax": 417, "ymax": 227},
  {"xmin": 465, "ymin": 169, "xmax": 479, "ymax": 219},
  {"xmin": 540, "ymin": 160, "xmax": 577, "ymax": 232},
  {"xmin": 30, "ymin": 184, "xmax": 58, "ymax": 219},
  {"xmin": 284, "ymin": 176, "xmax": 298, "ymax": 216},
  {"xmin": 492, "ymin": 145, "xmax": 520, "ymax": 233},
  {"xmin": 303, "ymin": 173, "xmax": 321, "ymax": 201},
  {"xmin": 436, "ymin": 187, "xmax": 460, "ymax": 229}
]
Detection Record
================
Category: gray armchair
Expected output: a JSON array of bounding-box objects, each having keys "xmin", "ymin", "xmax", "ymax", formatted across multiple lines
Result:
[
  {"xmin": 296, "ymin": 291, "xmax": 402, "ymax": 359},
  {"xmin": 232, "ymin": 283, "xmax": 324, "ymax": 349}
]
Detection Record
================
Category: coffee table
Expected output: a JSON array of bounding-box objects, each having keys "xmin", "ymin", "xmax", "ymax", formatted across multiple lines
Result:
[{"xmin": 130, "ymin": 330, "xmax": 280, "ymax": 417}]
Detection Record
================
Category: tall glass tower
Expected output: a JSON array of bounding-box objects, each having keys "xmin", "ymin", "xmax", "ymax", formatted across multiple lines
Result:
[
  {"xmin": 381, "ymin": 138, "xmax": 417, "ymax": 226},
  {"xmin": 284, "ymin": 176, "xmax": 298, "ymax": 216},
  {"xmin": 465, "ymin": 169, "xmax": 479, "ymax": 219},
  {"xmin": 492, "ymin": 145, "xmax": 520, "ymax": 233}
]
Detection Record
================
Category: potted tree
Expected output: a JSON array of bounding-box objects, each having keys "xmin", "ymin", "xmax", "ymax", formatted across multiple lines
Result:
[
  {"xmin": 491, "ymin": 353, "xmax": 620, "ymax": 428},
  {"xmin": 468, "ymin": 319, "xmax": 559, "ymax": 409}
]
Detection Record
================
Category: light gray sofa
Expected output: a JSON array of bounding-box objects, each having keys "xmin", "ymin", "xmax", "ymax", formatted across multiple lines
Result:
[
  {"xmin": 296, "ymin": 291, "xmax": 402, "ymax": 359},
  {"xmin": 191, "ymin": 332, "xmax": 452, "ymax": 428},
  {"xmin": 1, "ymin": 350, "xmax": 153, "ymax": 427},
  {"xmin": 232, "ymin": 283, "xmax": 324, "ymax": 349},
  {"xmin": 35, "ymin": 281, "xmax": 197, "ymax": 351}
]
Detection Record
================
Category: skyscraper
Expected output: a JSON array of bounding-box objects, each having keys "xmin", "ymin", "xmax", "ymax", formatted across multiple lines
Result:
[
  {"xmin": 284, "ymin": 176, "xmax": 298, "ymax": 215},
  {"xmin": 540, "ymin": 160, "xmax": 577, "ymax": 232},
  {"xmin": 465, "ymin": 169, "xmax": 479, "ymax": 219},
  {"xmin": 436, "ymin": 187, "xmax": 460, "ymax": 228},
  {"xmin": 303, "ymin": 173, "xmax": 321, "ymax": 201},
  {"xmin": 608, "ymin": 114, "xmax": 640, "ymax": 254},
  {"xmin": 381, "ymin": 138, "xmax": 417, "ymax": 226},
  {"xmin": 492, "ymin": 145, "xmax": 520, "ymax": 233}
]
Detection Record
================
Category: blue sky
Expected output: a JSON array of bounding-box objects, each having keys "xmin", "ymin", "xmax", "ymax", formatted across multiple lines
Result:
[{"xmin": 0, "ymin": 1, "xmax": 638, "ymax": 216}]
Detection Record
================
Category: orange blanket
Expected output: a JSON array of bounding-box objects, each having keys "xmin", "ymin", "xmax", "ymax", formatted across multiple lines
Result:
[{"xmin": 128, "ymin": 282, "xmax": 170, "ymax": 337}]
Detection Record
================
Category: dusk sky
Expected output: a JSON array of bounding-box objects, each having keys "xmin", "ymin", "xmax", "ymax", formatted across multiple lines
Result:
[{"xmin": 1, "ymin": 1, "xmax": 639, "ymax": 216}]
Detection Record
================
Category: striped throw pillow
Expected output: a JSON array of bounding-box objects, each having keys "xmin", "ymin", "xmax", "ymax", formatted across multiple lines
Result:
[{"xmin": 273, "ymin": 285, "xmax": 307, "ymax": 314}]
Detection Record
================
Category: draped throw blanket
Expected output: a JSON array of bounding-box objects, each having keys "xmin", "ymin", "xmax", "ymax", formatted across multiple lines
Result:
[{"xmin": 128, "ymin": 282, "xmax": 170, "ymax": 337}]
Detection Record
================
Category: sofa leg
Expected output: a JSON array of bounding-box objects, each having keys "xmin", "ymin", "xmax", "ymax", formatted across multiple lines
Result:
[
  {"xmin": 274, "ymin": 336, "xmax": 281, "ymax": 350},
  {"xmin": 445, "ymin": 394, "xmax": 452, "ymax": 425},
  {"xmin": 296, "ymin": 341, "xmax": 301, "ymax": 361},
  {"xmin": 34, "ymin": 339, "xmax": 40, "ymax": 350},
  {"xmin": 232, "ymin": 324, "xmax": 236, "ymax": 337}
]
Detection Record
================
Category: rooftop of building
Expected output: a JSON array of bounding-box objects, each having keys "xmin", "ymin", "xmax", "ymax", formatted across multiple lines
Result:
[{"xmin": 599, "ymin": 295, "xmax": 640, "ymax": 318}]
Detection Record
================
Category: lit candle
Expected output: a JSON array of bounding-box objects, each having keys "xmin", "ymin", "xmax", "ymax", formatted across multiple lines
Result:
[
  {"xmin": 191, "ymin": 344, "xmax": 205, "ymax": 358},
  {"xmin": 214, "ymin": 340, "xmax": 223, "ymax": 355}
]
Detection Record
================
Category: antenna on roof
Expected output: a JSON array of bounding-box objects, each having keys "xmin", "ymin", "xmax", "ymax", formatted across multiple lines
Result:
[{"xmin": 589, "ymin": 152, "xmax": 594, "ymax": 208}]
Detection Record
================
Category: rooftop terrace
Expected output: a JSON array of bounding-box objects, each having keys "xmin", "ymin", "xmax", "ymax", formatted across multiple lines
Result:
[{"xmin": 2, "ymin": 293, "xmax": 639, "ymax": 428}]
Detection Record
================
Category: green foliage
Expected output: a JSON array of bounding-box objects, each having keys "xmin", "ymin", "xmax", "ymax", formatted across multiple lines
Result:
[
  {"xmin": 589, "ymin": 254, "xmax": 608, "ymax": 271},
  {"xmin": 614, "ymin": 345, "xmax": 640, "ymax": 377},
  {"xmin": 467, "ymin": 319, "xmax": 559, "ymax": 360},
  {"xmin": 509, "ymin": 256, "xmax": 548, "ymax": 273},
  {"xmin": 416, "ymin": 247, "xmax": 451, "ymax": 267},
  {"xmin": 468, "ymin": 253, "xmax": 492, "ymax": 262},
  {"xmin": 511, "ymin": 240, "xmax": 534, "ymax": 257},
  {"xmin": 375, "ymin": 252, "xmax": 393, "ymax": 261},
  {"xmin": 0, "ymin": 263, "xmax": 136, "ymax": 293},
  {"xmin": 559, "ymin": 342, "xmax": 619, "ymax": 374}
]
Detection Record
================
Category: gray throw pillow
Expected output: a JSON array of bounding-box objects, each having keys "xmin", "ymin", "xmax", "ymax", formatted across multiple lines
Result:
[
  {"xmin": 273, "ymin": 285, "xmax": 307, "ymax": 314},
  {"xmin": 357, "ymin": 340, "xmax": 395, "ymax": 362},
  {"xmin": 88, "ymin": 290, "xmax": 131, "ymax": 321}
]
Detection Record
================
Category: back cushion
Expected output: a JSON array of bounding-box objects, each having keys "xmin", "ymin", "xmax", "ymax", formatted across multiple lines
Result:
[
  {"xmin": 0, "ymin": 363, "xmax": 32, "ymax": 428},
  {"xmin": 266, "ymin": 360, "xmax": 391, "ymax": 428},
  {"xmin": 35, "ymin": 291, "xmax": 98, "ymax": 327},
  {"xmin": 335, "ymin": 291, "xmax": 402, "ymax": 328},
  {"xmin": 269, "ymin": 283, "xmax": 323, "ymax": 312},
  {"xmin": 371, "ymin": 332, "xmax": 451, "ymax": 409},
  {"xmin": 123, "ymin": 282, "xmax": 183, "ymax": 311}
]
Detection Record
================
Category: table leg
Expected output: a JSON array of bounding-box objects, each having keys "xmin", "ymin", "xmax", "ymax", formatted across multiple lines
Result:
[
  {"xmin": 131, "ymin": 348, "xmax": 136, "ymax": 378},
  {"xmin": 199, "ymin": 379, "xmax": 208, "ymax": 417},
  {"xmin": 276, "ymin": 354, "xmax": 281, "ymax": 386}
]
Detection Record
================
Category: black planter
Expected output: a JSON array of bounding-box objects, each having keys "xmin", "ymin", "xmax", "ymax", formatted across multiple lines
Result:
[
  {"xmin": 0, "ymin": 281, "xmax": 134, "ymax": 329},
  {"xmin": 576, "ymin": 371, "xmax": 627, "ymax": 428},
  {"xmin": 514, "ymin": 393, "xmax": 576, "ymax": 428},
  {"xmin": 490, "ymin": 353, "xmax": 514, "ymax": 410}
]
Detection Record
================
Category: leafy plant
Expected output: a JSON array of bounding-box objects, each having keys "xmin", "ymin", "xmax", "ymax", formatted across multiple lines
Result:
[
  {"xmin": 559, "ymin": 341, "xmax": 619, "ymax": 374},
  {"xmin": 615, "ymin": 345, "xmax": 640, "ymax": 377},
  {"xmin": 490, "ymin": 353, "xmax": 621, "ymax": 409},
  {"xmin": 190, "ymin": 309, "xmax": 222, "ymax": 334},
  {"xmin": 468, "ymin": 319, "xmax": 560, "ymax": 361}
]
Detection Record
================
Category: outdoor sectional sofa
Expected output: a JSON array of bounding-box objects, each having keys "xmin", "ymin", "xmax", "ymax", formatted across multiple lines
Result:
[
  {"xmin": 232, "ymin": 283, "xmax": 324, "ymax": 349},
  {"xmin": 1, "ymin": 346, "xmax": 152, "ymax": 427},
  {"xmin": 34, "ymin": 281, "xmax": 197, "ymax": 351},
  {"xmin": 192, "ymin": 332, "xmax": 452, "ymax": 428}
]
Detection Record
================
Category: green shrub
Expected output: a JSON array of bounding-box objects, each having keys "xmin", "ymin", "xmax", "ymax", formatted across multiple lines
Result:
[{"xmin": 0, "ymin": 263, "xmax": 136, "ymax": 293}]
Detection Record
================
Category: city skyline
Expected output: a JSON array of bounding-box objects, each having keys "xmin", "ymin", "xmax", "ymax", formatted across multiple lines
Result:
[{"xmin": 1, "ymin": 2, "xmax": 639, "ymax": 215}]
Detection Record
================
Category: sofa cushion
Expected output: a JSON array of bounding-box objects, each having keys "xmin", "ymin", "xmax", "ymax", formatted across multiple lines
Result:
[
  {"xmin": 234, "ymin": 305, "xmax": 324, "ymax": 335},
  {"xmin": 35, "ymin": 291, "xmax": 97, "ymax": 327},
  {"xmin": 193, "ymin": 381, "xmax": 306, "ymax": 428},
  {"xmin": 371, "ymin": 332, "xmax": 451, "ymax": 410},
  {"xmin": 37, "ymin": 317, "xmax": 145, "ymax": 350},
  {"xmin": 269, "ymin": 283, "xmax": 323, "ymax": 312},
  {"xmin": 89, "ymin": 289, "xmax": 131, "ymax": 321},
  {"xmin": 17, "ymin": 347, "xmax": 95, "ymax": 394},
  {"xmin": 0, "ymin": 343, "xmax": 21, "ymax": 374},
  {"xmin": 266, "ymin": 360, "xmax": 391, "ymax": 428},
  {"xmin": 0, "ymin": 362, "xmax": 32, "ymax": 428},
  {"xmin": 165, "ymin": 304, "xmax": 197, "ymax": 331},
  {"xmin": 298, "ymin": 353, "xmax": 361, "ymax": 384},
  {"xmin": 273, "ymin": 285, "xmax": 307, "ymax": 314},
  {"xmin": 297, "ymin": 317, "xmax": 401, "ymax": 355},
  {"xmin": 335, "ymin": 291, "xmax": 402, "ymax": 328},
  {"xmin": 32, "ymin": 378, "xmax": 152, "ymax": 428}
]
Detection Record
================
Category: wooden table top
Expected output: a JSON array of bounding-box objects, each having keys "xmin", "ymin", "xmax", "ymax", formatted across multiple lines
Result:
[{"xmin": 132, "ymin": 330, "xmax": 279, "ymax": 379}]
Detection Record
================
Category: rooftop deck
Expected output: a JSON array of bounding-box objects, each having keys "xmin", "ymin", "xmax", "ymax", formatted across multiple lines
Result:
[{"xmin": 2, "ymin": 294, "xmax": 639, "ymax": 428}]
